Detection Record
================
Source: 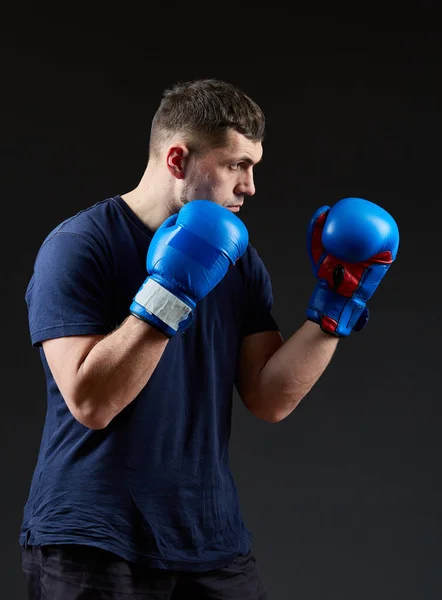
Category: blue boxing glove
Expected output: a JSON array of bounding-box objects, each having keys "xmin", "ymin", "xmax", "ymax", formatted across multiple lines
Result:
[
  {"xmin": 130, "ymin": 200, "xmax": 249, "ymax": 337},
  {"xmin": 306, "ymin": 197, "xmax": 399, "ymax": 337}
]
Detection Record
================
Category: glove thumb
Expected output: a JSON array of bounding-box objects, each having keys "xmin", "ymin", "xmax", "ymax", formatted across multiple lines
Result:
[
  {"xmin": 353, "ymin": 306, "xmax": 370, "ymax": 332},
  {"xmin": 158, "ymin": 213, "xmax": 179, "ymax": 230},
  {"xmin": 307, "ymin": 205, "xmax": 330, "ymax": 273}
]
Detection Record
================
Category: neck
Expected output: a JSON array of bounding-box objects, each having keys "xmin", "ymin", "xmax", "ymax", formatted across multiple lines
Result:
[{"xmin": 121, "ymin": 164, "xmax": 178, "ymax": 232}]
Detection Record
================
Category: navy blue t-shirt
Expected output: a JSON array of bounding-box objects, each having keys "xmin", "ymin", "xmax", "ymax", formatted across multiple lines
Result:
[{"xmin": 20, "ymin": 195, "xmax": 279, "ymax": 572}]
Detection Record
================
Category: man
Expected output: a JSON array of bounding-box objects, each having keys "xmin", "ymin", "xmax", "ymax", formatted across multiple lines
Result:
[{"xmin": 20, "ymin": 78, "xmax": 399, "ymax": 599}]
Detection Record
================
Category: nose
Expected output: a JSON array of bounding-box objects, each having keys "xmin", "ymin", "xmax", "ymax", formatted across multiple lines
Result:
[{"xmin": 235, "ymin": 171, "xmax": 256, "ymax": 197}]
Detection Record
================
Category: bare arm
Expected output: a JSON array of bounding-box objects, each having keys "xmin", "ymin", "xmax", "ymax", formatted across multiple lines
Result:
[
  {"xmin": 43, "ymin": 315, "xmax": 169, "ymax": 430},
  {"xmin": 236, "ymin": 320, "xmax": 339, "ymax": 423}
]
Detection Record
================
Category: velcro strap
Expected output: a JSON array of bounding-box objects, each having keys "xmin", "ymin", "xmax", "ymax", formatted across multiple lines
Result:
[{"xmin": 134, "ymin": 278, "xmax": 191, "ymax": 331}]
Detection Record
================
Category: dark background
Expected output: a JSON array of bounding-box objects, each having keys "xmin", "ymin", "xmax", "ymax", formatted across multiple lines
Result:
[{"xmin": 2, "ymin": 14, "xmax": 441, "ymax": 599}]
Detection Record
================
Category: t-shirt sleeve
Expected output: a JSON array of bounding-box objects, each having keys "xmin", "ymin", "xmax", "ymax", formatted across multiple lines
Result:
[
  {"xmin": 241, "ymin": 244, "xmax": 280, "ymax": 337},
  {"xmin": 25, "ymin": 231, "xmax": 115, "ymax": 347}
]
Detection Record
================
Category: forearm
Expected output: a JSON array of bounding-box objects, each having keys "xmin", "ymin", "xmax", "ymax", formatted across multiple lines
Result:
[
  {"xmin": 75, "ymin": 315, "xmax": 169, "ymax": 428},
  {"xmin": 257, "ymin": 320, "xmax": 339, "ymax": 422}
]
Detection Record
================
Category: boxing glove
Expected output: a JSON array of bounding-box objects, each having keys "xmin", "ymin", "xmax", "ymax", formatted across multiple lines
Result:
[
  {"xmin": 130, "ymin": 200, "xmax": 249, "ymax": 337},
  {"xmin": 306, "ymin": 197, "xmax": 399, "ymax": 337}
]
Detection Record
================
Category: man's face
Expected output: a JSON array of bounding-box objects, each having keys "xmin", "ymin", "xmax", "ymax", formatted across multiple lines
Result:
[{"xmin": 180, "ymin": 130, "xmax": 263, "ymax": 213}]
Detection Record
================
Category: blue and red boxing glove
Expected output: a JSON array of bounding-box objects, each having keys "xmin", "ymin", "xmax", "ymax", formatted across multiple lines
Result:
[{"xmin": 306, "ymin": 197, "xmax": 399, "ymax": 337}]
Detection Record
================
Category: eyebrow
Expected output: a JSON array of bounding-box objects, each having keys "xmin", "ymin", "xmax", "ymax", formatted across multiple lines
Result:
[{"xmin": 237, "ymin": 155, "xmax": 263, "ymax": 166}]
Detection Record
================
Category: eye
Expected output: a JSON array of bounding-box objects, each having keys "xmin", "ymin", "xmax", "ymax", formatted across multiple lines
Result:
[{"xmin": 230, "ymin": 163, "xmax": 241, "ymax": 171}]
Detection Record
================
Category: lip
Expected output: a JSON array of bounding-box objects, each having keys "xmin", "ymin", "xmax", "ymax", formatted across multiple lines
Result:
[{"xmin": 227, "ymin": 205, "xmax": 243, "ymax": 212}]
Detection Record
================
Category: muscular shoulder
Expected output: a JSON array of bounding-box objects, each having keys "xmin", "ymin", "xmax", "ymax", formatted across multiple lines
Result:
[{"xmin": 41, "ymin": 197, "xmax": 116, "ymax": 248}]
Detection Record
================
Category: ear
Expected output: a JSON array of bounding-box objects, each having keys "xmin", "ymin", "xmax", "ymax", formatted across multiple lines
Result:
[{"xmin": 166, "ymin": 146, "xmax": 189, "ymax": 180}]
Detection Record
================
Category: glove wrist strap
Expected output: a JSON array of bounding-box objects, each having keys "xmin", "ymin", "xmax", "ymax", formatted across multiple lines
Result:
[
  {"xmin": 307, "ymin": 282, "xmax": 368, "ymax": 337},
  {"xmin": 132, "ymin": 278, "xmax": 192, "ymax": 332}
]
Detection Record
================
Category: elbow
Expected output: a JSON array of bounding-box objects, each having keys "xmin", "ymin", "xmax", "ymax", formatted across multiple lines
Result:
[
  {"xmin": 264, "ymin": 412, "xmax": 286, "ymax": 424},
  {"xmin": 258, "ymin": 410, "xmax": 289, "ymax": 424},
  {"xmin": 246, "ymin": 391, "xmax": 307, "ymax": 424},
  {"xmin": 67, "ymin": 390, "xmax": 111, "ymax": 431},
  {"xmin": 79, "ymin": 413, "xmax": 110, "ymax": 431},
  {"xmin": 72, "ymin": 404, "xmax": 110, "ymax": 430},
  {"xmin": 244, "ymin": 400, "xmax": 287, "ymax": 424},
  {"xmin": 249, "ymin": 409, "xmax": 286, "ymax": 424}
]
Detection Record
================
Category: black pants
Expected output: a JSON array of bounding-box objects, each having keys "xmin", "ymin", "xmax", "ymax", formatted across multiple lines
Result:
[{"xmin": 21, "ymin": 544, "xmax": 268, "ymax": 599}]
